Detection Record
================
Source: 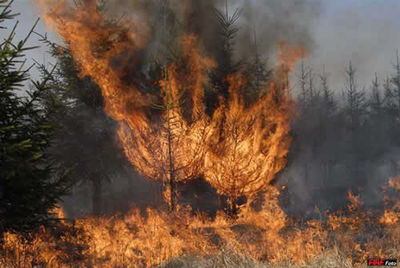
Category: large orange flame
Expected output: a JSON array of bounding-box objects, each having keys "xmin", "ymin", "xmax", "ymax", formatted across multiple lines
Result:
[{"xmin": 37, "ymin": 0, "xmax": 149, "ymax": 129}]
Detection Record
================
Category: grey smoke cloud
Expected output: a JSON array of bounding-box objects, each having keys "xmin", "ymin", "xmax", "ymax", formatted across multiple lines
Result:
[
  {"xmin": 305, "ymin": 0, "xmax": 400, "ymax": 91},
  {"xmin": 102, "ymin": 0, "xmax": 321, "ymax": 67},
  {"xmin": 236, "ymin": 0, "xmax": 321, "ymax": 60}
]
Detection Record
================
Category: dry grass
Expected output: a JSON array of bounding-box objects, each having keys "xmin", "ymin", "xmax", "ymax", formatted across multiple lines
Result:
[
  {"xmin": 1, "ymin": 187, "xmax": 398, "ymax": 267},
  {"xmin": 158, "ymin": 248, "xmax": 365, "ymax": 268}
]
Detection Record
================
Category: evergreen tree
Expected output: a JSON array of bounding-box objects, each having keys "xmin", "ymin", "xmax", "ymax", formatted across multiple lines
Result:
[
  {"xmin": 243, "ymin": 30, "xmax": 271, "ymax": 104},
  {"xmin": 298, "ymin": 61, "xmax": 309, "ymax": 106},
  {"xmin": 366, "ymin": 73, "xmax": 388, "ymax": 157},
  {"xmin": 38, "ymin": 42, "xmax": 129, "ymax": 215},
  {"xmin": 383, "ymin": 51, "xmax": 400, "ymax": 146},
  {"xmin": 342, "ymin": 61, "xmax": 367, "ymax": 192},
  {"xmin": 319, "ymin": 66, "xmax": 336, "ymax": 118},
  {"xmin": 316, "ymin": 68, "xmax": 339, "ymax": 194},
  {"xmin": 391, "ymin": 50, "xmax": 400, "ymax": 117},
  {"xmin": 383, "ymin": 77, "xmax": 396, "ymax": 123},
  {"xmin": 369, "ymin": 73, "xmax": 382, "ymax": 115},
  {"xmin": 207, "ymin": 2, "xmax": 242, "ymax": 113},
  {"xmin": 0, "ymin": 0, "xmax": 68, "ymax": 232},
  {"xmin": 343, "ymin": 61, "xmax": 366, "ymax": 131}
]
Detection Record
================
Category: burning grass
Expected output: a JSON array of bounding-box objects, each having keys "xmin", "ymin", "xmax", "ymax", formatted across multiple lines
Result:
[{"xmin": 1, "ymin": 183, "xmax": 400, "ymax": 267}]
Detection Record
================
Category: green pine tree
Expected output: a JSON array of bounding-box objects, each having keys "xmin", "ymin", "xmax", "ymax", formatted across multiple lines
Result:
[{"xmin": 0, "ymin": 0, "xmax": 68, "ymax": 233}]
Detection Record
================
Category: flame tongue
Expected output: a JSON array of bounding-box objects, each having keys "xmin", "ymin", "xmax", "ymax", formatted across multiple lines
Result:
[
  {"xmin": 39, "ymin": 0, "xmax": 149, "ymax": 130},
  {"xmin": 203, "ymin": 74, "xmax": 293, "ymax": 201}
]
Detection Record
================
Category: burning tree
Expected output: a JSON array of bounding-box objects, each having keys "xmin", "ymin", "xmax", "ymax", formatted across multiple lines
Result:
[
  {"xmin": 40, "ymin": 1, "xmax": 214, "ymax": 210},
  {"xmin": 118, "ymin": 36, "xmax": 215, "ymax": 210},
  {"xmin": 203, "ymin": 74, "xmax": 293, "ymax": 216},
  {"xmin": 203, "ymin": 43, "xmax": 305, "ymax": 216}
]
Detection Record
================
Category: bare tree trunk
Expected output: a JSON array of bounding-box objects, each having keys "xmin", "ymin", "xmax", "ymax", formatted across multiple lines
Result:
[
  {"xmin": 167, "ymin": 101, "xmax": 176, "ymax": 212},
  {"xmin": 217, "ymin": 195, "xmax": 223, "ymax": 210}
]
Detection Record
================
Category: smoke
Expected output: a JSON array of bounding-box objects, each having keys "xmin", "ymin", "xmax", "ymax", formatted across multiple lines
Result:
[
  {"xmin": 237, "ymin": 0, "xmax": 321, "ymax": 61},
  {"xmin": 306, "ymin": 0, "xmax": 400, "ymax": 91},
  {"xmin": 280, "ymin": 147, "xmax": 400, "ymax": 217},
  {"xmin": 103, "ymin": 0, "xmax": 321, "ymax": 66}
]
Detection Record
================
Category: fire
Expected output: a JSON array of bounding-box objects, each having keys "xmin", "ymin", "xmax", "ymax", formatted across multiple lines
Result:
[
  {"xmin": 204, "ymin": 74, "xmax": 293, "ymax": 214},
  {"xmin": 278, "ymin": 41, "xmax": 307, "ymax": 72},
  {"xmin": 38, "ymin": 0, "xmax": 296, "ymax": 211},
  {"xmin": 118, "ymin": 36, "xmax": 215, "ymax": 209},
  {"xmin": 3, "ymin": 182, "xmax": 399, "ymax": 267},
  {"xmin": 203, "ymin": 43, "xmax": 303, "ymax": 214},
  {"xmin": 388, "ymin": 175, "xmax": 400, "ymax": 191},
  {"xmin": 37, "ymin": 1, "xmax": 216, "ymax": 208},
  {"xmin": 3, "ymin": 0, "xmax": 398, "ymax": 267},
  {"xmin": 381, "ymin": 175, "xmax": 400, "ymax": 226},
  {"xmin": 36, "ymin": 0, "xmax": 149, "ymax": 129}
]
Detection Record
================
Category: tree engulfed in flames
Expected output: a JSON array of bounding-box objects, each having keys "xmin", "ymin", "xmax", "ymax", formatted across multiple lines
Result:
[
  {"xmin": 38, "ymin": 0, "xmax": 297, "ymax": 211},
  {"xmin": 204, "ymin": 74, "xmax": 292, "ymax": 214},
  {"xmin": 38, "ymin": 1, "xmax": 214, "ymax": 208},
  {"xmin": 119, "ymin": 36, "xmax": 216, "ymax": 209}
]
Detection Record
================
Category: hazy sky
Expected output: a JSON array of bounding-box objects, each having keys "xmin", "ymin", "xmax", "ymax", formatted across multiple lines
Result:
[
  {"xmin": 1, "ymin": 0, "xmax": 57, "ymax": 81},
  {"xmin": 308, "ymin": 0, "xmax": 400, "ymax": 92},
  {"xmin": 2, "ymin": 0, "xmax": 400, "ymax": 93}
]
